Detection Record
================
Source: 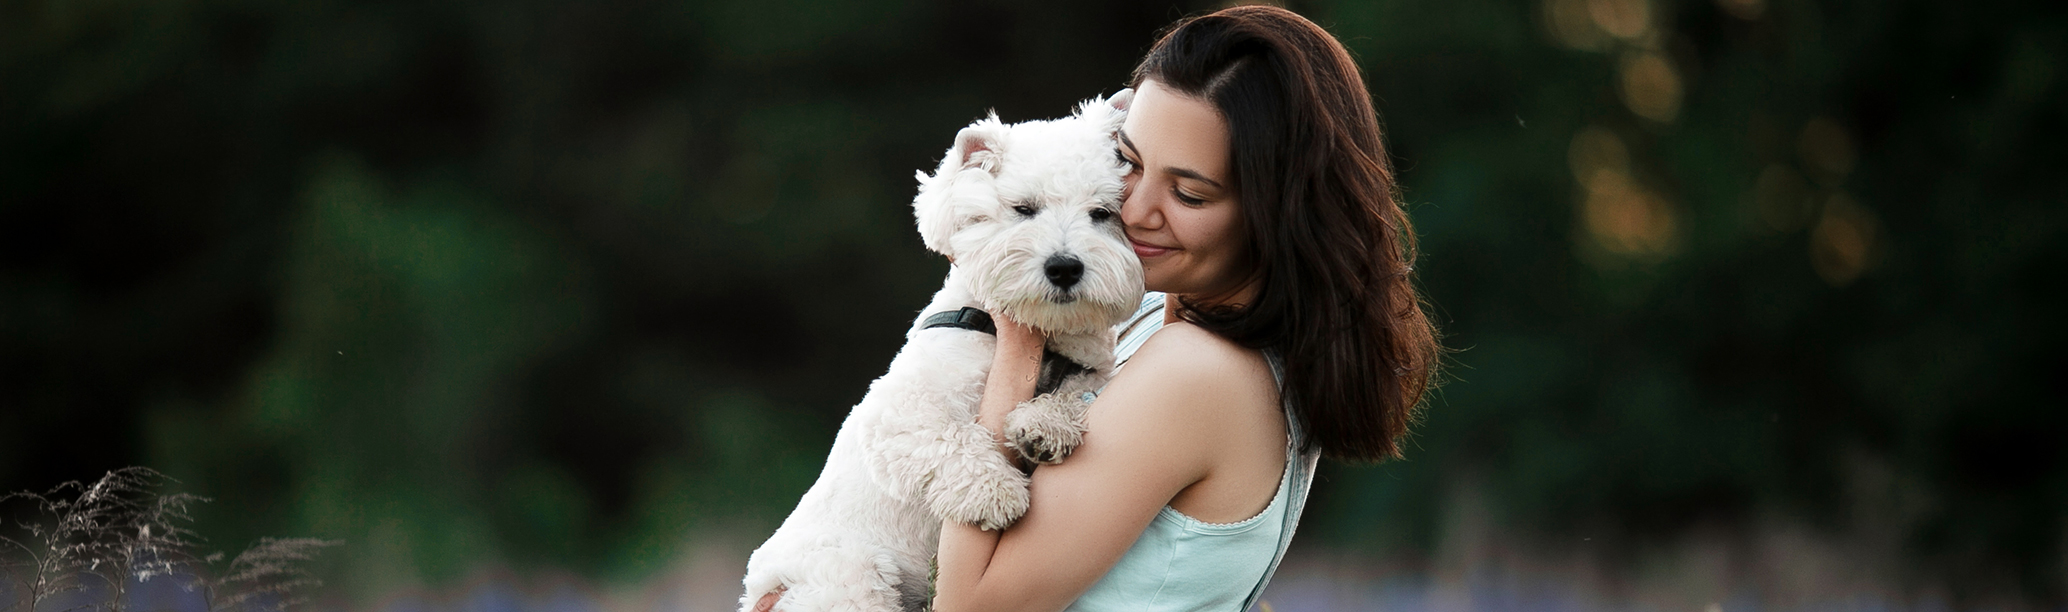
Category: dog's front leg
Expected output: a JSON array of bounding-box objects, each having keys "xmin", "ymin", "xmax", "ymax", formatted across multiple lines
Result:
[
  {"xmin": 852, "ymin": 332, "xmax": 1030, "ymax": 530},
  {"xmin": 860, "ymin": 390, "xmax": 1032, "ymax": 530},
  {"xmin": 1004, "ymin": 374, "xmax": 1097, "ymax": 465},
  {"xmin": 923, "ymin": 418, "xmax": 1032, "ymax": 531}
]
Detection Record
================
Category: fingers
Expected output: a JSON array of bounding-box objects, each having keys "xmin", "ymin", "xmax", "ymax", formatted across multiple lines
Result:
[{"xmin": 752, "ymin": 587, "xmax": 784, "ymax": 612}]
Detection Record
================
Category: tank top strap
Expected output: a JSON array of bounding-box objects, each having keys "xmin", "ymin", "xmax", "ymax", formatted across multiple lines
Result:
[
  {"xmin": 1111, "ymin": 292, "xmax": 1167, "ymax": 369},
  {"xmin": 1245, "ymin": 350, "xmax": 1319, "ymax": 612}
]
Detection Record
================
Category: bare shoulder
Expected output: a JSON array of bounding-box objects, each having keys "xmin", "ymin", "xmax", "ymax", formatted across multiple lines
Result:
[
  {"xmin": 1122, "ymin": 322, "xmax": 1272, "ymax": 392},
  {"xmin": 1100, "ymin": 322, "xmax": 1276, "ymax": 428},
  {"xmin": 1065, "ymin": 321, "xmax": 1285, "ymax": 523}
]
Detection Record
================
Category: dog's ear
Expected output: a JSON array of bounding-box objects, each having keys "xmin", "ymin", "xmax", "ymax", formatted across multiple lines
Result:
[
  {"xmin": 1108, "ymin": 87, "xmax": 1134, "ymax": 112},
  {"xmin": 1075, "ymin": 89, "xmax": 1132, "ymax": 136},
  {"xmin": 950, "ymin": 113, "xmax": 1007, "ymax": 175},
  {"xmin": 914, "ymin": 115, "xmax": 1009, "ymax": 257},
  {"xmin": 913, "ymin": 168, "xmax": 958, "ymax": 257}
]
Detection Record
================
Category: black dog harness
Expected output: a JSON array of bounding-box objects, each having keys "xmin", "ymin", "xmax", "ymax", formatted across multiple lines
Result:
[
  {"xmin": 921, "ymin": 307, "xmax": 996, "ymax": 335},
  {"xmin": 919, "ymin": 306, "xmax": 1090, "ymax": 398}
]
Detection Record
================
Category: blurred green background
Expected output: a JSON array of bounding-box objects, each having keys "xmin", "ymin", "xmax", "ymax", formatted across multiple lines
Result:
[{"xmin": 3, "ymin": 0, "xmax": 2062, "ymax": 609}]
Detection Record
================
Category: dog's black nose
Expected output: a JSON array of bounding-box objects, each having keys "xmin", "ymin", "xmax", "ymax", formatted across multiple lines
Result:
[{"xmin": 1044, "ymin": 255, "xmax": 1084, "ymax": 289}]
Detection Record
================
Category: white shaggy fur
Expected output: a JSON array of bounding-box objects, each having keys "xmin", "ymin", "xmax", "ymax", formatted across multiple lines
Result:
[{"xmin": 738, "ymin": 91, "xmax": 1142, "ymax": 612}]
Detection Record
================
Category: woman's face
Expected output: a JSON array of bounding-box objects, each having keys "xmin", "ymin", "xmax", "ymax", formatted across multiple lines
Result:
[{"xmin": 1117, "ymin": 79, "xmax": 1254, "ymax": 304}]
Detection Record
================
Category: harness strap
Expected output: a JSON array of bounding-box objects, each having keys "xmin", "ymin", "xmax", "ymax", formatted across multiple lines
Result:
[{"xmin": 921, "ymin": 307, "xmax": 996, "ymax": 335}]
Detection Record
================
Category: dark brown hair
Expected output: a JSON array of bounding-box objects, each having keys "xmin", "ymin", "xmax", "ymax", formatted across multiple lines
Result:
[{"xmin": 1132, "ymin": 5, "xmax": 1440, "ymax": 462}]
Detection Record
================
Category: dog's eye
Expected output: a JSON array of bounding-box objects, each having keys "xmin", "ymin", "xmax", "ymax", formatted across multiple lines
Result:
[
  {"xmin": 1089, "ymin": 208, "xmax": 1113, "ymax": 222},
  {"xmin": 1012, "ymin": 204, "xmax": 1036, "ymax": 217}
]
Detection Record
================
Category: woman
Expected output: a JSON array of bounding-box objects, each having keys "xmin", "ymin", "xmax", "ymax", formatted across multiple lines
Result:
[{"xmin": 930, "ymin": 6, "xmax": 1441, "ymax": 611}]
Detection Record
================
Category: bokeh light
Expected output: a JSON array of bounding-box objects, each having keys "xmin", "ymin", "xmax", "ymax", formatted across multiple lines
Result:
[
  {"xmin": 1619, "ymin": 51, "xmax": 1684, "ymax": 123},
  {"xmin": 1809, "ymin": 192, "xmax": 1879, "ymax": 286},
  {"xmin": 1587, "ymin": 0, "xmax": 1653, "ymax": 41},
  {"xmin": 1571, "ymin": 126, "xmax": 1679, "ymax": 259},
  {"xmin": 1797, "ymin": 116, "xmax": 1858, "ymax": 186},
  {"xmin": 5, "ymin": 0, "xmax": 2063, "ymax": 610}
]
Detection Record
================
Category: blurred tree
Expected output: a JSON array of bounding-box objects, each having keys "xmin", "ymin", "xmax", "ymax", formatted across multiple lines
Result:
[
  {"xmin": 1302, "ymin": 0, "xmax": 2067, "ymax": 602},
  {"xmin": 1, "ymin": 0, "xmax": 1206, "ymax": 598},
  {"xmin": 2, "ymin": 0, "xmax": 2061, "ymax": 606}
]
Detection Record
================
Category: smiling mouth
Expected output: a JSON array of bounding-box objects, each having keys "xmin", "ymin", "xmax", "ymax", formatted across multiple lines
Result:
[{"xmin": 1129, "ymin": 237, "xmax": 1177, "ymax": 259}]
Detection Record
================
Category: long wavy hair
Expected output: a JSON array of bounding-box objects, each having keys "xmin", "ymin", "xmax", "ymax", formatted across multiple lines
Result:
[{"xmin": 1133, "ymin": 5, "xmax": 1441, "ymax": 462}]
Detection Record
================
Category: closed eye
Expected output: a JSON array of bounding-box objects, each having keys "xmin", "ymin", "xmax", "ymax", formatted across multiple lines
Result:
[
  {"xmin": 1171, "ymin": 187, "xmax": 1205, "ymax": 206},
  {"xmin": 1115, "ymin": 148, "xmax": 1139, "ymax": 173}
]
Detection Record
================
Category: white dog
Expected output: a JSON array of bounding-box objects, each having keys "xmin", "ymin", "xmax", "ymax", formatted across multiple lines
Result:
[{"xmin": 738, "ymin": 90, "xmax": 1142, "ymax": 612}]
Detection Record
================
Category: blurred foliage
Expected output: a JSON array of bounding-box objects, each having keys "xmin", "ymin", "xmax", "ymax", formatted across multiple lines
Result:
[{"xmin": 2, "ymin": 0, "xmax": 2062, "ymax": 607}]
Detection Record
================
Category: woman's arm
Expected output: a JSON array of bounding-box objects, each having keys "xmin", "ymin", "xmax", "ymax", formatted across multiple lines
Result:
[
  {"xmin": 977, "ymin": 316, "xmax": 1047, "ymax": 465},
  {"xmin": 933, "ymin": 316, "xmax": 1044, "ymax": 606},
  {"xmin": 933, "ymin": 320, "xmax": 1270, "ymax": 612}
]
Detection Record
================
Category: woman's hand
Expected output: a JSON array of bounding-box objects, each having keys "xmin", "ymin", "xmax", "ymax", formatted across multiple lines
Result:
[
  {"xmin": 751, "ymin": 589, "xmax": 782, "ymax": 612},
  {"xmin": 978, "ymin": 313, "xmax": 1046, "ymax": 461}
]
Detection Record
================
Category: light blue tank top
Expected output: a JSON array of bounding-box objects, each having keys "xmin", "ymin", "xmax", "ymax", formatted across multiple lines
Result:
[{"xmin": 1065, "ymin": 293, "xmax": 1320, "ymax": 612}]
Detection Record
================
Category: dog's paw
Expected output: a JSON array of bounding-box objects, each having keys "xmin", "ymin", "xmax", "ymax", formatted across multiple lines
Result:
[
  {"xmin": 1005, "ymin": 392, "xmax": 1091, "ymax": 465},
  {"xmin": 926, "ymin": 433, "xmax": 1032, "ymax": 530}
]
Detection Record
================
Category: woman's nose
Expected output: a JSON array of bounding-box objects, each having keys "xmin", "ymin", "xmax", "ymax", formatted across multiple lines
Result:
[{"xmin": 1121, "ymin": 180, "xmax": 1157, "ymax": 229}]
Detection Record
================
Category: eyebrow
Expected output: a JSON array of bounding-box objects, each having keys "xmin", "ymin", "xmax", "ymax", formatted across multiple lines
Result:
[{"xmin": 1119, "ymin": 129, "xmax": 1226, "ymax": 191}]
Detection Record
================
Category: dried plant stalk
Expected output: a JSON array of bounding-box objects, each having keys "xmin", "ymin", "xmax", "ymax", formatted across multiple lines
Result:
[{"xmin": 0, "ymin": 469, "xmax": 339, "ymax": 612}]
